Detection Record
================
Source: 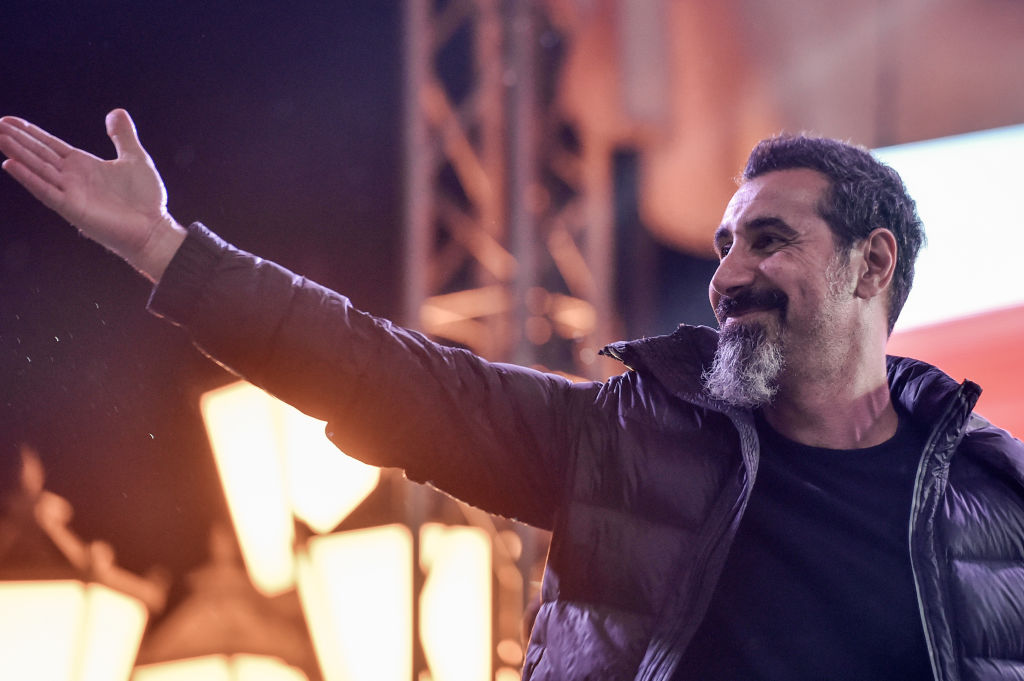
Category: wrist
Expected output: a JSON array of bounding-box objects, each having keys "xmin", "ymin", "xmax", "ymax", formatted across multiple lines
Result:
[{"xmin": 131, "ymin": 214, "xmax": 188, "ymax": 283}]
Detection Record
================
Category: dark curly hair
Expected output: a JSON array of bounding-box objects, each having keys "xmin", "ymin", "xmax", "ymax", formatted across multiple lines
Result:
[{"xmin": 742, "ymin": 135, "xmax": 925, "ymax": 334}]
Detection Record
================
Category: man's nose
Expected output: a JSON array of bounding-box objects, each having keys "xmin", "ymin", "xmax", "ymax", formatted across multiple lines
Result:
[{"xmin": 710, "ymin": 247, "xmax": 757, "ymax": 298}]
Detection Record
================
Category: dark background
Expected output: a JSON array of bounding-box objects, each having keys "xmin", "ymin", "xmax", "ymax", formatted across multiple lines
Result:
[
  {"xmin": 0, "ymin": 1, "xmax": 716, "ymax": 590},
  {"xmin": 1, "ymin": 1, "xmax": 404, "ymax": 579}
]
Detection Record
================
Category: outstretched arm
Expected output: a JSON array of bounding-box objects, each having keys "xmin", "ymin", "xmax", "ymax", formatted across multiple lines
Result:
[{"xmin": 0, "ymin": 109, "xmax": 186, "ymax": 282}]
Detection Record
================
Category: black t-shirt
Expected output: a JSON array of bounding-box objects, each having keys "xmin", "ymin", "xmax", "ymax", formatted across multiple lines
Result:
[{"xmin": 672, "ymin": 412, "xmax": 933, "ymax": 681}]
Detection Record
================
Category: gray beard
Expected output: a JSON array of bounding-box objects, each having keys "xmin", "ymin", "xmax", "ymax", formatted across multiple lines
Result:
[{"xmin": 703, "ymin": 323, "xmax": 785, "ymax": 409}]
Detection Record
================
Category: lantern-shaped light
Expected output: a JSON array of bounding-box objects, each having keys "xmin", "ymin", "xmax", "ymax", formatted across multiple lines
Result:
[
  {"xmin": 199, "ymin": 381, "xmax": 381, "ymax": 596},
  {"xmin": 0, "ymin": 447, "xmax": 159, "ymax": 681}
]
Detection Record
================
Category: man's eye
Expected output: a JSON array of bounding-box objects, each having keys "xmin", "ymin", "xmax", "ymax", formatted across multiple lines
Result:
[
  {"xmin": 754, "ymin": 234, "xmax": 783, "ymax": 250},
  {"xmin": 717, "ymin": 244, "xmax": 731, "ymax": 259}
]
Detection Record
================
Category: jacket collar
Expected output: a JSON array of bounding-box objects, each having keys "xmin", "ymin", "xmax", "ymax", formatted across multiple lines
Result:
[
  {"xmin": 600, "ymin": 327, "xmax": 983, "ymax": 427},
  {"xmin": 600, "ymin": 324, "xmax": 721, "ymax": 403},
  {"xmin": 886, "ymin": 355, "xmax": 981, "ymax": 425}
]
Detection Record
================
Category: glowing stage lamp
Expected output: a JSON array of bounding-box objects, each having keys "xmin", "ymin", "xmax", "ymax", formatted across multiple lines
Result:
[
  {"xmin": 134, "ymin": 654, "xmax": 309, "ymax": 681},
  {"xmin": 0, "ymin": 448, "xmax": 156, "ymax": 681},
  {"xmin": 199, "ymin": 383, "xmax": 504, "ymax": 681},
  {"xmin": 419, "ymin": 524, "xmax": 492, "ymax": 681},
  {"xmin": 131, "ymin": 524, "xmax": 320, "ymax": 681},
  {"xmin": 199, "ymin": 381, "xmax": 381, "ymax": 596},
  {"xmin": 295, "ymin": 525, "xmax": 413, "ymax": 681},
  {"xmin": 0, "ymin": 581, "xmax": 148, "ymax": 681}
]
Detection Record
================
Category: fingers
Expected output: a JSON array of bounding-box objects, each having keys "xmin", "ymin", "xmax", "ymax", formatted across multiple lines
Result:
[
  {"xmin": 0, "ymin": 120, "xmax": 67, "ymax": 192},
  {"xmin": 0, "ymin": 117, "xmax": 65, "ymax": 169},
  {"xmin": 0, "ymin": 116, "xmax": 73, "ymax": 159},
  {"xmin": 105, "ymin": 109, "xmax": 147, "ymax": 160},
  {"xmin": 2, "ymin": 157, "xmax": 65, "ymax": 213}
]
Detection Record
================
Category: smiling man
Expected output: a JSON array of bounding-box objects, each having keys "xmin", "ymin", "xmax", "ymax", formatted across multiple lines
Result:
[
  {"xmin": 1, "ymin": 111, "xmax": 1022, "ymax": 681},
  {"xmin": 704, "ymin": 151, "xmax": 909, "ymax": 450},
  {"xmin": 676, "ymin": 141, "xmax": 935, "ymax": 680}
]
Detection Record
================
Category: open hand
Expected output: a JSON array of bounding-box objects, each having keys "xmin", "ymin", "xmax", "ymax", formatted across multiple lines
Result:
[{"xmin": 0, "ymin": 109, "xmax": 185, "ymax": 281}]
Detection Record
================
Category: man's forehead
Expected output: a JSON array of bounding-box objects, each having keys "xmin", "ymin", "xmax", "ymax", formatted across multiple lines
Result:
[{"xmin": 720, "ymin": 168, "xmax": 830, "ymax": 228}]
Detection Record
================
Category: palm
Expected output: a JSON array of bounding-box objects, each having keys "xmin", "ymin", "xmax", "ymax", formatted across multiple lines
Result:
[
  {"xmin": 0, "ymin": 110, "xmax": 169, "ymax": 262},
  {"xmin": 61, "ymin": 147, "xmax": 167, "ymax": 254}
]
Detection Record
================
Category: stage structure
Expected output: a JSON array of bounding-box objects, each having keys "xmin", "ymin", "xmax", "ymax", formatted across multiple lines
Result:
[
  {"xmin": 403, "ymin": 0, "xmax": 619, "ymax": 377},
  {"xmin": 401, "ymin": 1, "xmax": 625, "ymax": 678}
]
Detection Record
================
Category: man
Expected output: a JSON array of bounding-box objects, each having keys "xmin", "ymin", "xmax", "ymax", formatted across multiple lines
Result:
[{"xmin": 1, "ymin": 110, "xmax": 1022, "ymax": 681}]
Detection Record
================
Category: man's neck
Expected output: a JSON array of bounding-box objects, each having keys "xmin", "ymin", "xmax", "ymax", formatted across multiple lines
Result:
[{"xmin": 763, "ymin": 357, "xmax": 898, "ymax": 450}]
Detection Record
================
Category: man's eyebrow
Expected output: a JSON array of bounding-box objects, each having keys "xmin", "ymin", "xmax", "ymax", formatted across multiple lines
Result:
[
  {"xmin": 713, "ymin": 225, "xmax": 730, "ymax": 247},
  {"xmin": 713, "ymin": 216, "xmax": 798, "ymax": 248},
  {"xmin": 745, "ymin": 215, "xmax": 799, "ymax": 237}
]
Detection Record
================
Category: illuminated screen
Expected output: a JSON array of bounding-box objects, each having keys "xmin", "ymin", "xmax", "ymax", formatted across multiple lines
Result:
[
  {"xmin": 875, "ymin": 124, "xmax": 1024, "ymax": 437},
  {"xmin": 874, "ymin": 123, "xmax": 1024, "ymax": 331}
]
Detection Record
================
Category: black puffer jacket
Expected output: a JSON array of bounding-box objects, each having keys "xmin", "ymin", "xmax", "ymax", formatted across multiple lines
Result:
[{"xmin": 150, "ymin": 224, "xmax": 1024, "ymax": 681}]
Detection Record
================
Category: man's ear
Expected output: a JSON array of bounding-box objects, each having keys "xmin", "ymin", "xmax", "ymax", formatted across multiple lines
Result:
[{"xmin": 855, "ymin": 228, "xmax": 897, "ymax": 300}]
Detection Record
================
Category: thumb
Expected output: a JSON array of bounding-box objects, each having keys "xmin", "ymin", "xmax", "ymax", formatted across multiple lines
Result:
[{"xmin": 105, "ymin": 108, "xmax": 147, "ymax": 160}]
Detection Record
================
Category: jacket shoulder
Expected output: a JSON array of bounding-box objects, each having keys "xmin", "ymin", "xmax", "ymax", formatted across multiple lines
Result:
[{"xmin": 959, "ymin": 413, "xmax": 1024, "ymax": 487}]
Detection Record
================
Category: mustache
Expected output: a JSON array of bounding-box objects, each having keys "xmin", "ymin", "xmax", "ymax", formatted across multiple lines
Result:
[{"xmin": 716, "ymin": 288, "xmax": 788, "ymax": 321}]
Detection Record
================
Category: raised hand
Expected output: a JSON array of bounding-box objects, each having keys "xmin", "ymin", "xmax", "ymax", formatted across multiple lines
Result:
[{"xmin": 0, "ymin": 109, "xmax": 185, "ymax": 281}]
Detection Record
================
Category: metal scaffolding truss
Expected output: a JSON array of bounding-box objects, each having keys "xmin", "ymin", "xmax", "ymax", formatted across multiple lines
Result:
[
  {"xmin": 402, "ymin": 1, "xmax": 617, "ymax": 677},
  {"xmin": 403, "ymin": 0, "xmax": 616, "ymax": 379}
]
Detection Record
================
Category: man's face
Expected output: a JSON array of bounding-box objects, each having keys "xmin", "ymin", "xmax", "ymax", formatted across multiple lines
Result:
[{"xmin": 703, "ymin": 168, "xmax": 854, "ymax": 406}]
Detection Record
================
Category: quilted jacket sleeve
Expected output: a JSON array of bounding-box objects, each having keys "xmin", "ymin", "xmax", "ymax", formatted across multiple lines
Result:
[{"xmin": 148, "ymin": 223, "xmax": 599, "ymax": 530}]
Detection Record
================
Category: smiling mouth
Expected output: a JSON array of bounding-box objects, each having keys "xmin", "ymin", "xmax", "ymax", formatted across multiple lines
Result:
[
  {"xmin": 715, "ymin": 289, "xmax": 788, "ymax": 326},
  {"xmin": 722, "ymin": 308, "xmax": 778, "ymax": 325},
  {"xmin": 733, "ymin": 306, "xmax": 779, "ymax": 317}
]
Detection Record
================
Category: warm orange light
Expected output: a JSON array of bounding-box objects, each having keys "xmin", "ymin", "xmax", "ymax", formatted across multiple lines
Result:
[
  {"xmin": 133, "ymin": 654, "xmax": 309, "ymax": 681},
  {"xmin": 548, "ymin": 293, "xmax": 596, "ymax": 338},
  {"xmin": 79, "ymin": 584, "xmax": 151, "ymax": 681},
  {"xmin": 0, "ymin": 581, "xmax": 147, "ymax": 681},
  {"xmin": 419, "ymin": 524, "xmax": 492, "ymax": 681},
  {"xmin": 295, "ymin": 525, "xmax": 413, "ymax": 681},
  {"xmin": 200, "ymin": 383, "xmax": 296, "ymax": 596},
  {"xmin": 200, "ymin": 381, "xmax": 381, "ymax": 596},
  {"xmin": 275, "ymin": 401, "xmax": 381, "ymax": 534}
]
